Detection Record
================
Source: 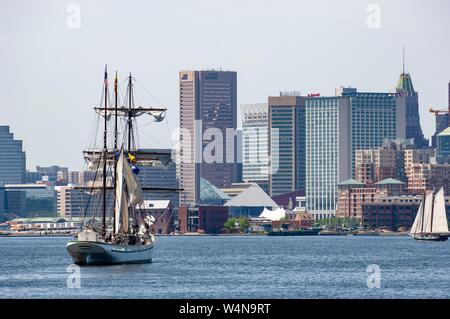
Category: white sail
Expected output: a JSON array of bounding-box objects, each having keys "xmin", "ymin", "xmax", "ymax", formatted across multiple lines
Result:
[
  {"xmin": 410, "ymin": 196, "xmax": 424, "ymax": 235},
  {"xmin": 431, "ymin": 188, "xmax": 449, "ymax": 234},
  {"xmin": 114, "ymin": 150, "xmax": 129, "ymax": 233},
  {"xmin": 122, "ymin": 155, "xmax": 144, "ymax": 206},
  {"xmin": 421, "ymin": 191, "xmax": 434, "ymax": 233}
]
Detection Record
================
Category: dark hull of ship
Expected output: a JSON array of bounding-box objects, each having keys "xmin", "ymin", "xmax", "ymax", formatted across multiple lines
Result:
[
  {"xmin": 412, "ymin": 234, "xmax": 449, "ymax": 242},
  {"xmin": 67, "ymin": 240, "xmax": 153, "ymax": 265}
]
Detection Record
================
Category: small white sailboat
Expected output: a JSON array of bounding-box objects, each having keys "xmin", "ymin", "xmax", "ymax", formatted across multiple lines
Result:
[
  {"xmin": 410, "ymin": 187, "xmax": 450, "ymax": 242},
  {"xmin": 67, "ymin": 67, "xmax": 174, "ymax": 265}
]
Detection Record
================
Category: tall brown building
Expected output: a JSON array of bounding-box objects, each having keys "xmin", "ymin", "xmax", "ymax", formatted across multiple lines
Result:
[{"xmin": 178, "ymin": 70, "xmax": 238, "ymax": 205}]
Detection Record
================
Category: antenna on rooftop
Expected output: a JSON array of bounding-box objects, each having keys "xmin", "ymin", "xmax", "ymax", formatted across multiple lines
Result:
[{"xmin": 402, "ymin": 46, "xmax": 406, "ymax": 74}]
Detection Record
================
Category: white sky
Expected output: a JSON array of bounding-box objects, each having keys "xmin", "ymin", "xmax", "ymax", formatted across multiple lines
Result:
[{"xmin": 1, "ymin": 0, "xmax": 449, "ymax": 170}]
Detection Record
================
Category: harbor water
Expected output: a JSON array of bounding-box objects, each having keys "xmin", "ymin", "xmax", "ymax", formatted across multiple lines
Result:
[{"xmin": 0, "ymin": 235, "xmax": 450, "ymax": 298}]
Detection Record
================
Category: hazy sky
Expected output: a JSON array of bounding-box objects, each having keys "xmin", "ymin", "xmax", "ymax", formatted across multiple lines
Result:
[{"xmin": 1, "ymin": 0, "xmax": 449, "ymax": 170}]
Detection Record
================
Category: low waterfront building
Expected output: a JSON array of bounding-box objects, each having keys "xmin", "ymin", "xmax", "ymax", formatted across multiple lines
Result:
[
  {"xmin": 139, "ymin": 200, "xmax": 173, "ymax": 234},
  {"xmin": 270, "ymin": 209, "xmax": 314, "ymax": 231},
  {"xmin": 335, "ymin": 178, "xmax": 405, "ymax": 220},
  {"xmin": 177, "ymin": 205, "xmax": 229, "ymax": 234},
  {"xmin": 7, "ymin": 217, "xmax": 83, "ymax": 233},
  {"xmin": 361, "ymin": 195, "xmax": 450, "ymax": 230},
  {"xmin": 224, "ymin": 183, "xmax": 278, "ymax": 217}
]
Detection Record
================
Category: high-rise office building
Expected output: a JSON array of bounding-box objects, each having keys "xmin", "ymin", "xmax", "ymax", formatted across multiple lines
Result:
[
  {"xmin": 242, "ymin": 103, "xmax": 269, "ymax": 191},
  {"xmin": 178, "ymin": 70, "xmax": 238, "ymax": 205},
  {"xmin": 396, "ymin": 72, "xmax": 428, "ymax": 147},
  {"xmin": 0, "ymin": 126, "xmax": 26, "ymax": 185},
  {"xmin": 305, "ymin": 96, "xmax": 351, "ymax": 219},
  {"xmin": 305, "ymin": 87, "xmax": 405, "ymax": 219},
  {"xmin": 336, "ymin": 87, "xmax": 403, "ymax": 175},
  {"xmin": 268, "ymin": 93, "xmax": 305, "ymax": 196}
]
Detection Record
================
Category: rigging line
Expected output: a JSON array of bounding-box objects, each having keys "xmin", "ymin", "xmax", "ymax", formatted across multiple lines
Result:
[
  {"xmin": 164, "ymin": 111, "xmax": 175, "ymax": 148},
  {"xmin": 81, "ymin": 156, "xmax": 103, "ymax": 225},
  {"xmin": 89, "ymin": 114, "xmax": 101, "ymax": 150},
  {"xmin": 84, "ymin": 112, "xmax": 99, "ymax": 151},
  {"xmin": 135, "ymin": 127, "xmax": 167, "ymax": 148},
  {"xmin": 161, "ymin": 208, "xmax": 175, "ymax": 234},
  {"xmin": 133, "ymin": 117, "xmax": 139, "ymax": 150},
  {"xmin": 130, "ymin": 84, "xmax": 173, "ymax": 148},
  {"xmin": 132, "ymin": 77, "xmax": 166, "ymax": 106}
]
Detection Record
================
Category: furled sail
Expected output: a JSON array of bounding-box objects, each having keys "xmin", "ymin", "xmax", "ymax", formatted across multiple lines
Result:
[
  {"xmin": 114, "ymin": 150, "xmax": 129, "ymax": 233},
  {"xmin": 122, "ymin": 153, "xmax": 144, "ymax": 206},
  {"xmin": 114, "ymin": 149, "xmax": 144, "ymax": 234},
  {"xmin": 431, "ymin": 187, "xmax": 449, "ymax": 234}
]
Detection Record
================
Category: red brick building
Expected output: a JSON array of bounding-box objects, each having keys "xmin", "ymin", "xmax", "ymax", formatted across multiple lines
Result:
[
  {"xmin": 178, "ymin": 205, "xmax": 229, "ymax": 234},
  {"xmin": 335, "ymin": 178, "xmax": 405, "ymax": 220},
  {"xmin": 140, "ymin": 200, "xmax": 173, "ymax": 234}
]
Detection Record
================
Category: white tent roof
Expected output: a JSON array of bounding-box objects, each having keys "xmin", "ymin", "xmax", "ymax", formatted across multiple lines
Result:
[
  {"xmin": 224, "ymin": 183, "xmax": 278, "ymax": 208},
  {"xmin": 259, "ymin": 207, "xmax": 286, "ymax": 221}
]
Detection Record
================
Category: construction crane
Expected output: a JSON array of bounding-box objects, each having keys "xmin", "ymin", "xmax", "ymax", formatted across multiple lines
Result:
[{"xmin": 429, "ymin": 106, "xmax": 450, "ymax": 116}]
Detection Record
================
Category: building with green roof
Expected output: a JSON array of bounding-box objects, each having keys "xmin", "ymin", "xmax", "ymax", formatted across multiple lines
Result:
[{"xmin": 396, "ymin": 72, "xmax": 428, "ymax": 148}]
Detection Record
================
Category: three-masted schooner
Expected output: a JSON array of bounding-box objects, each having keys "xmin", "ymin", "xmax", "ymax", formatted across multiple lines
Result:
[
  {"xmin": 410, "ymin": 187, "xmax": 450, "ymax": 241},
  {"xmin": 67, "ymin": 67, "xmax": 173, "ymax": 265}
]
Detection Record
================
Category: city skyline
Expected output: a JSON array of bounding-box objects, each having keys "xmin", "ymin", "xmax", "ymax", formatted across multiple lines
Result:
[{"xmin": 2, "ymin": 0, "xmax": 450, "ymax": 170}]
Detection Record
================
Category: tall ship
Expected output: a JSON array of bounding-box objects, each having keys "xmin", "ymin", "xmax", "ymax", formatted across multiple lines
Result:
[
  {"xmin": 410, "ymin": 187, "xmax": 450, "ymax": 241},
  {"xmin": 67, "ymin": 66, "xmax": 175, "ymax": 265}
]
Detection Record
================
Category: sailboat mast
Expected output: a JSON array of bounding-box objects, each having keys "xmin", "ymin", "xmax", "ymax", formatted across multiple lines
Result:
[
  {"xmin": 430, "ymin": 190, "xmax": 436, "ymax": 233},
  {"xmin": 420, "ymin": 192, "xmax": 426, "ymax": 234},
  {"xmin": 113, "ymin": 71, "xmax": 118, "ymax": 234},
  {"xmin": 128, "ymin": 74, "xmax": 133, "ymax": 151},
  {"xmin": 102, "ymin": 66, "xmax": 108, "ymax": 235}
]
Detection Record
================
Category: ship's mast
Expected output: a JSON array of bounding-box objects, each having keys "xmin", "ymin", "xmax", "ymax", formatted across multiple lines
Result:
[
  {"xmin": 127, "ymin": 73, "xmax": 133, "ymax": 234},
  {"xmin": 420, "ymin": 192, "xmax": 426, "ymax": 234},
  {"xmin": 430, "ymin": 190, "xmax": 436, "ymax": 233},
  {"xmin": 102, "ymin": 65, "xmax": 108, "ymax": 235},
  {"xmin": 127, "ymin": 74, "xmax": 133, "ymax": 152},
  {"xmin": 113, "ymin": 71, "xmax": 118, "ymax": 234}
]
